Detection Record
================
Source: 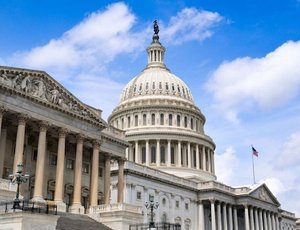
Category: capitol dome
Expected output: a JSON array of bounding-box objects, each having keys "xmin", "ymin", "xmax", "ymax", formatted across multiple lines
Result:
[{"xmin": 109, "ymin": 21, "xmax": 216, "ymax": 182}]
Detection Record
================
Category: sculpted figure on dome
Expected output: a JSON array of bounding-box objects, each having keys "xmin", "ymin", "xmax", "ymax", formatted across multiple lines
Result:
[{"xmin": 153, "ymin": 20, "xmax": 159, "ymax": 35}]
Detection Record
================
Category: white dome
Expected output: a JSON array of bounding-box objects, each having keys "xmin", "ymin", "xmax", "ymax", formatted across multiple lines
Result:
[{"xmin": 119, "ymin": 66, "xmax": 194, "ymax": 105}]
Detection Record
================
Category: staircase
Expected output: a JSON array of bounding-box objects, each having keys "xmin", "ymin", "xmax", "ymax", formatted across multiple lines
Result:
[{"xmin": 56, "ymin": 213, "xmax": 113, "ymax": 230}]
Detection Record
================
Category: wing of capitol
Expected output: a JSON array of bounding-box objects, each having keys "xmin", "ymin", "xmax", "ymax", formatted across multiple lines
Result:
[{"xmin": 0, "ymin": 22, "xmax": 298, "ymax": 230}]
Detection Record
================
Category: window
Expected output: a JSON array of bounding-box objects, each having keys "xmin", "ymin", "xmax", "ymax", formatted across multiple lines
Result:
[
  {"xmin": 66, "ymin": 159, "xmax": 74, "ymax": 170},
  {"xmin": 151, "ymin": 146, "xmax": 156, "ymax": 163},
  {"xmin": 185, "ymin": 203, "xmax": 189, "ymax": 210},
  {"xmin": 121, "ymin": 118, "xmax": 124, "ymax": 129},
  {"xmin": 139, "ymin": 83, "xmax": 142, "ymax": 91},
  {"xmin": 160, "ymin": 146, "xmax": 165, "ymax": 164},
  {"xmin": 151, "ymin": 114, "xmax": 155, "ymax": 125},
  {"xmin": 99, "ymin": 167, "xmax": 103, "ymax": 177},
  {"xmin": 142, "ymin": 147, "xmax": 146, "ymax": 164},
  {"xmin": 165, "ymin": 83, "xmax": 169, "ymax": 90},
  {"xmin": 149, "ymin": 195, "xmax": 154, "ymax": 201},
  {"xmin": 162, "ymin": 198, "xmax": 166, "ymax": 206},
  {"xmin": 193, "ymin": 150, "xmax": 196, "ymax": 168},
  {"xmin": 169, "ymin": 114, "xmax": 173, "ymax": 126},
  {"xmin": 135, "ymin": 115, "xmax": 138, "ymax": 126},
  {"xmin": 177, "ymin": 115, "xmax": 181, "ymax": 127},
  {"xmin": 160, "ymin": 114, "xmax": 164, "ymax": 125},
  {"xmin": 176, "ymin": 200, "xmax": 179, "ymax": 208},
  {"xmin": 191, "ymin": 118, "xmax": 194, "ymax": 130},
  {"xmin": 128, "ymin": 116, "xmax": 131, "ymax": 128},
  {"xmin": 49, "ymin": 154, "xmax": 57, "ymax": 166},
  {"xmin": 184, "ymin": 116, "xmax": 188, "ymax": 128},
  {"xmin": 82, "ymin": 163, "xmax": 89, "ymax": 174},
  {"xmin": 143, "ymin": 114, "xmax": 147, "ymax": 125},
  {"xmin": 137, "ymin": 191, "xmax": 142, "ymax": 200},
  {"xmin": 152, "ymin": 82, "xmax": 155, "ymax": 90},
  {"xmin": 32, "ymin": 148, "xmax": 38, "ymax": 161},
  {"xmin": 159, "ymin": 82, "xmax": 162, "ymax": 90},
  {"xmin": 171, "ymin": 147, "xmax": 175, "ymax": 165},
  {"xmin": 161, "ymin": 213, "xmax": 167, "ymax": 223}
]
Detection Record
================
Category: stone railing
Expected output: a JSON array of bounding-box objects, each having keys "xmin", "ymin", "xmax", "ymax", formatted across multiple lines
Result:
[
  {"xmin": 103, "ymin": 125, "xmax": 125, "ymax": 139},
  {"xmin": 280, "ymin": 209, "xmax": 296, "ymax": 218},
  {"xmin": 198, "ymin": 181, "xmax": 236, "ymax": 193},
  {"xmin": 112, "ymin": 161, "xmax": 198, "ymax": 189},
  {"xmin": 90, "ymin": 203, "xmax": 142, "ymax": 214},
  {"xmin": 0, "ymin": 179, "xmax": 17, "ymax": 192}
]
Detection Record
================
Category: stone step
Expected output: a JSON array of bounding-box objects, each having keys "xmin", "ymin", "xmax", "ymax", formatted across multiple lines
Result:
[{"xmin": 56, "ymin": 213, "xmax": 112, "ymax": 230}]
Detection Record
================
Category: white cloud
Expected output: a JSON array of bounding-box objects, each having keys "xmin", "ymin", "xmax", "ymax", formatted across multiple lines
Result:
[
  {"xmin": 162, "ymin": 7, "xmax": 223, "ymax": 45},
  {"xmin": 259, "ymin": 177, "xmax": 286, "ymax": 196},
  {"xmin": 277, "ymin": 131, "xmax": 300, "ymax": 168},
  {"xmin": 215, "ymin": 146, "xmax": 239, "ymax": 184},
  {"xmin": 207, "ymin": 40, "xmax": 300, "ymax": 122}
]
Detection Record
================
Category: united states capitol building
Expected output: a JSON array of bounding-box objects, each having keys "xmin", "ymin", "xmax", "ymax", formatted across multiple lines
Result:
[{"xmin": 0, "ymin": 23, "xmax": 298, "ymax": 230}]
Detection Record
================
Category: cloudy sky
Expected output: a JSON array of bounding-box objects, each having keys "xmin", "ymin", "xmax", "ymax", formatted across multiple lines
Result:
[{"xmin": 1, "ymin": 0, "xmax": 300, "ymax": 215}]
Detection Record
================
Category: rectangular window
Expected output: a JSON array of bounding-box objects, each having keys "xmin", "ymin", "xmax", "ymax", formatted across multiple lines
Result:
[
  {"xmin": 176, "ymin": 200, "xmax": 179, "ymax": 208},
  {"xmin": 82, "ymin": 163, "xmax": 89, "ymax": 174},
  {"xmin": 99, "ymin": 167, "xmax": 103, "ymax": 177},
  {"xmin": 66, "ymin": 159, "xmax": 74, "ymax": 170},
  {"xmin": 142, "ymin": 147, "xmax": 146, "ymax": 164},
  {"xmin": 49, "ymin": 154, "xmax": 57, "ymax": 166},
  {"xmin": 185, "ymin": 203, "xmax": 189, "ymax": 210},
  {"xmin": 136, "ymin": 191, "xmax": 142, "ymax": 200}
]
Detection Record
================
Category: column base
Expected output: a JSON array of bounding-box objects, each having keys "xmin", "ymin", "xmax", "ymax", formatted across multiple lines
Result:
[
  {"xmin": 69, "ymin": 203, "xmax": 85, "ymax": 214},
  {"xmin": 54, "ymin": 201, "xmax": 67, "ymax": 212}
]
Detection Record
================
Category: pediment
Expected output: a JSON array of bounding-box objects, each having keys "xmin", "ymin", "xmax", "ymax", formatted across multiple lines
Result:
[
  {"xmin": 0, "ymin": 66, "xmax": 106, "ymax": 127},
  {"xmin": 249, "ymin": 184, "xmax": 280, "ymax": 206}
]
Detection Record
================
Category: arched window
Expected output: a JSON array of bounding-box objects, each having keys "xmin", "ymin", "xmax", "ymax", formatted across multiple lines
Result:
[
  {"xmin": 121, "ymin": 118, "xmax": 124, "ymax": 129},
  {"xmin": 196, "ymin": 120, "xmax": 198, "ymax": 132},
  {"xmin": 151, "ymin": 114, "xmax": 155, "ymax": 125},
  {"xmin": 169, "ymin": 114, "xmax": 173, "ymax": 126},
  {"xmin": 184, "ymin": 116, "xmax": 188, "ymax": 128},
  {"xmin": 160, "ymin": 114, "xmax": 164, "ymax": 125},
  {"xmin": 151, "ymin": 146, "xmax": 156, "ymax": 163},
  {"xmin": 160, "ymin": 146, "xmax": 165, "ymax": 164},
  {"xmin": 142, "ymin": 147, "xmax": 146, "ymax": 164},
  {"xmin": 171, "ymin": 147, "xmax": 175, "ymax": 165},
  {"xmin": 177, "ymin": 115, "xmax": 181, "ymax": 127},
  {"xmin": 191, "ymin": 118, "xmax": 194, "ymax": 130},
  {"xmin": 193, "ymin": 150, "xmax": 196, "ymax": 168},
  {"xmin": 184, "ymin": 219, "xmax": 191, "ymax": 230},
  {"xmin": 135, "ymin": 115, "xmax": 138, "ymax": 127},
  {"xmin": 143, "ymin": 114, "xmax": 147, "ymax": 125},
  {"xmin": 127, "ymin": 116, "xmax": 131, "ymax": 128}
]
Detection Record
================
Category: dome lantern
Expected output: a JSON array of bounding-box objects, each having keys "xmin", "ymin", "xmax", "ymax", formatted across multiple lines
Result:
[{"xmin": 147, "ymin": 20, "xmax": 166, "ymax": 69}]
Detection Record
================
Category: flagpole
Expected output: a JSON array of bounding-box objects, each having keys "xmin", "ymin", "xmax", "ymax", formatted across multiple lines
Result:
[{"xmin": 252, "ymin": 148, "xmax": 256, "ymax": 184}]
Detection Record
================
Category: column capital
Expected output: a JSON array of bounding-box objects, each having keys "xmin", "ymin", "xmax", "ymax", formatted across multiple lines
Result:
[
  {"xmin": 92, "ymin": 139, "xmax": 102, "ymax": 149},
  {"xmin": 39, "ymin": 121, "xmax": 50, "ymax": 131},
  {"xmin": 105, "ymin": 153, "xmax": 112, "ymax": 160},
  {"xmin": 209, "ymin": 198, "xmax": 216, "ymax": 204},
  {"xmin": 76, "ymin": 133, "xmax": 85, "ymax": 143},
  {"xmin": 117, "ymin": 157, "xmax": 126, "ymax": 165},
  {"xmin": 17, "ymin": 114, "xmax": 30, "ymax": 125},
  {"xmin": 243, "ymin": 203, "xmax": 249, "ymax": 208},
  {"xmin": 58, "ymin": 127, "xmax": 69, "ymax": 137},
  {"xmin": 0, "ymin": 106, "xmax": 7, "ymax": 117}
]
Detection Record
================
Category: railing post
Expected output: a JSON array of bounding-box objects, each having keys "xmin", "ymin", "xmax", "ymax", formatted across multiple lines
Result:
[
  {"xmin": 32, "ymin": 202, "xmax": 35, "ymax": 212},
  {"xmin": 46, "ymin": 204, "xmax": 49, "ymax": 214},
  {"xmin": 5, "ymin": 202, "xmax": 7, "ymax": 212}
]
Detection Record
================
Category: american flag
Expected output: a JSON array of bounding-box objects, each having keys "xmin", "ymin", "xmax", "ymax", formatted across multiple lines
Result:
[{"xmin": 252, "ymin": 146, "xmax": 259, "ymax": 157}]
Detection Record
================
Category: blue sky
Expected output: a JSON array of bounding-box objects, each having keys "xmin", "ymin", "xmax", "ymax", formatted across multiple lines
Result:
[{"xmin": 1, "ymin": 0, "xmax": 300, "ymax": 215}]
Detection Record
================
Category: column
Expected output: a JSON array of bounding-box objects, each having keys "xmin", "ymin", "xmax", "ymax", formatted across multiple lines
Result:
[
  {"xmin": 255, "ymin": 208, "xmax": 259, "ymax": 230},
  {"xmin": 0, "ymin": 128, "xmax": 7, "ymax": 178},
  {"xmin": 250, "ymin": 207, "xmax": 254, "ymax": 230},
  {"xmin": 13, "ymin": 115, "xmax": 28, "ymax": 173},
  {"xmin": 210, "ymin": 200, "xmax": 217, "ymax": 230},
  {"xmin": 228, "ymin": 205, "xmax": 233, "ymax": 230},
  {"xmin": 135, "ymin": 141, "xmax": 139, "ymax": 163},
  {"xmin": 196, "ymin": 144, "xmax": 200, "ymax": 170},
  {"xmin": 272, "ymin": 213, "xmax": 276, "ymax": 230},
  {"xmin": 167, "ymin": 140, "xmax": 171, "ymax": 167},
  {"xmin": 125, "ymin": 147, "xmax": 129, "ymax": 160},
  {"xmin": 117, "ymin": 158, "xmax": 125, "ymax": 203},
  {"xmin": 211, "ymin": 150, "xmax": 215, "ymax": 174},
  {"xmin": 0, "ymin": 107, "xmax": 6, "ymax": 137},
  {"xmin": 104, "ymin": 154, "xmax": 111, "ymax": 205},
  {"xmin": 202, "ymin": 146, "xmax": 207, "ymax": 171},
  {"xmin": 259, "ymin": 209, "xmax": 263, "ymax": 230},
  {"xmin": 198, "ymin": 201, "xmax": 205, "ymax": 230},
  {"xmin": 145, "ymin": 140, "xmax": 150, "ymax": 166},
  {"xmin": 208, "ymin": 149, "xmax": 211, "ymax": 173},
  {"xmin": 156, "ymin": 140, "xmax": 160, "ymax": 166},
  {"xmin": 275, "ymin": 215, "xmax": 280, "ymax": 230},
  {"xmin": 223, "ymin": 203, "xmax": 228, "ymax": 230},
  {"xmin": 32, "ymin": 122, "xmax": 48, "ymax": 202},
  {"xmin": 54, "ymin": 128, "xmax": 68, "ymax": 209},
  {"xmin": 70, "ymin": 134, "xmax": 84, "ymax": 213},
  {"xmin": 187, "ymin": 142, "xmax": 191, "ymax": 168},
  {"xmin": 217, "ymin": 202, "xmax": 222, "ymax": 230},
  {"xmin": 177, "ymin": 141, "xmax": 181, "ymax": 167},
  {"xmin": 90, "ymin": 140, "xmax": 100, "ymax": 207},
  {"xmin": 233, "ymin": 206, "xmax": 238, "ymax": 230},
  {"xmin": 267, "ymin": 212, "xmax": 272, "ymax": 230},
  {"xmin": 244, "ymin": 205, "xmax": 250, "ymax": 230},
  {"xmin": 263, "ymin": 210, "xmax": 267, "ymax": 230}
]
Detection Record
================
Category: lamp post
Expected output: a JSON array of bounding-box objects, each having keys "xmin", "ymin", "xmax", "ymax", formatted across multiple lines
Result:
[
  {"xmin": 9, "ymin": 164, "xmax": 29, "ymax": 209},
  {"xmin": 145, "ymin": 196, "xmax": 159, "ymax": 229}
]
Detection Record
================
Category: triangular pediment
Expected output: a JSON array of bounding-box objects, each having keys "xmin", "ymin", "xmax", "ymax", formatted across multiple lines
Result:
[
  {"xmin": 249, "ymin": 184, "xmax": 280, "ymax": 206},
  {"xmin": 0, "ymin": 66, "xmax": 106, "ymax": 128}
]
